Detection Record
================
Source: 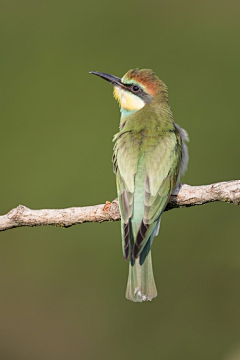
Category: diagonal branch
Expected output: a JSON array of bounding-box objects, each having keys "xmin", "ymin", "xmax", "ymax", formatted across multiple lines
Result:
[{"xmin": 0, "ymin": 180, "xmax": 239, "ymax": 232}]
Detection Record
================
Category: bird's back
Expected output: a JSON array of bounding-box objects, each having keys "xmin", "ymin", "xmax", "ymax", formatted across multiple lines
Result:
[{"xmin": 114, "ymin": 103, "xmax": 182, "ymax": 260}]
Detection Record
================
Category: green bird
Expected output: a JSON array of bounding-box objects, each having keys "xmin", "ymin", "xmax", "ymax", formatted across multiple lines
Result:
[{"xmin": 90, "ymin": 69, "xmax": 189, "ymax": 302}]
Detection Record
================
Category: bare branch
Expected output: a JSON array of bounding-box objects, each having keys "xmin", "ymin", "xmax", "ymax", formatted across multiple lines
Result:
[{"xmin": 0, "ymin": 180, "xmax": 239, "ymax": 232}]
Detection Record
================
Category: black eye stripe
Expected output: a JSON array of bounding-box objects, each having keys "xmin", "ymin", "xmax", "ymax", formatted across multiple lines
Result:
[
  {"xmin": 125, "ymin": 83, "xmax": 143, "ymax": 94},
  {"xmin": 123, "ymin": 82, "xmax": 153, "ymax": 104}
]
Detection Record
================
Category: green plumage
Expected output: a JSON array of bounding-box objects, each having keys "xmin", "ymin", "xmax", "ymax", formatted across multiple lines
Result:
[
  {"xmin": 113, "ymin": 101, "xmax": 182, "ymax": 301},
  {"xmin": 90, "ymin": 68, "xmax": 189, "ymax": 302}
]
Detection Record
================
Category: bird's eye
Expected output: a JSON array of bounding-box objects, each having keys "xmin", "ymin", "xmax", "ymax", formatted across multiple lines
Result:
[{"xmin": 132, "ymin": 85, "xmax": 139, "ymax": 92}]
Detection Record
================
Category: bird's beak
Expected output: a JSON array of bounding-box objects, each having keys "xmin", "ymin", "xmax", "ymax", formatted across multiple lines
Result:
[{"xmin": 89, "ymin": 71, "xmax": 124, "ymax": 88}]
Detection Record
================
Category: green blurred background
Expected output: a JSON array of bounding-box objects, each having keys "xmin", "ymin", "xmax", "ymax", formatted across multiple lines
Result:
[{"xmin": 1, "ymin": 0, "xmax": 240, "ymax": 359}]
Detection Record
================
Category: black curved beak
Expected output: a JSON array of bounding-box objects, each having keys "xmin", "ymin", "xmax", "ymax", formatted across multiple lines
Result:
[{"xmin": 89, "ymin": 71, "xmax": 123, "ymax": 88}]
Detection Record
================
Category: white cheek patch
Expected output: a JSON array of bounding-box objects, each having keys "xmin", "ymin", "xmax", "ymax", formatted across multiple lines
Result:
[{"xmin": 114, "ymin": 87, "xmax": 145, "ymax": 111}]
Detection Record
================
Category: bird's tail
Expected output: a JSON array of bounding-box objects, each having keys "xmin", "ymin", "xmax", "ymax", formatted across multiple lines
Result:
[{"xmin": 125, "ymin": 249, "xmax": 157, "ymax": 302}]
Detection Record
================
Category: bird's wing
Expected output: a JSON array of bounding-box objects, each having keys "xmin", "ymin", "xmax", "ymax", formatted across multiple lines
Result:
[
  {"xmin": 113, "ymin": 131, "xmax": 139, "ymax": 260},
  {"xmin": 133, "ymin": 131, "xmax": 182, "ymax": 259}
]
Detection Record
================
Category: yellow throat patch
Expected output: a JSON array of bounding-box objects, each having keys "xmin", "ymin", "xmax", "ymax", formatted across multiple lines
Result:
[{"xmin": 113, "ymin": 86, "xmax": 145, "ymax": 111}]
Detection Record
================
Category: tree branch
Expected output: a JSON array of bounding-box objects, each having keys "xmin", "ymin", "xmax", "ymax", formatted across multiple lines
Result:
[{"xmin": 0, "ymin": 180, "xmax": 239, "ymax": 232}]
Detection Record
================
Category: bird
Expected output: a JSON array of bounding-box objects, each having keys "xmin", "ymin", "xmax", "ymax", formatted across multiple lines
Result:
[{"xmin": 90, "ymin": 68, "xmax": 189, "ymax": 302}]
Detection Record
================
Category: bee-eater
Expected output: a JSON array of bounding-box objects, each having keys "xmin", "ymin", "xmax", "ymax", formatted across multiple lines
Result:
[{"xmin": 90, "ymin": 69, "xmax": 189, "ymax": 302}]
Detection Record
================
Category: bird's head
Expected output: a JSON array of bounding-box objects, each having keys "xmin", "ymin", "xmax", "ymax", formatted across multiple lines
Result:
[{"xmin": 90, "ymin": 68, "xmax": 168, "ymax": 115}]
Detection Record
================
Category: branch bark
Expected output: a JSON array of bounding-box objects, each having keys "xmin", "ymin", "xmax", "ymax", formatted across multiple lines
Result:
[{"xmin": 0, "ymin": 180, "xmax": 239, "ymax": 232}]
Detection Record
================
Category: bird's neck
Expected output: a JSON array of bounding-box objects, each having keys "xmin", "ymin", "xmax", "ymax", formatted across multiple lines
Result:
[
  {"xmin": 119, "ymin": 100, "xmax": 175, "ymax": 133},
  {"xmin": 120, "ymin": 108, "xmax": 139, "ymax": 119}
]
